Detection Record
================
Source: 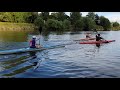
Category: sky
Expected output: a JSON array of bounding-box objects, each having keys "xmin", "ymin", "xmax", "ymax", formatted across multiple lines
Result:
[{"xmin": 65, "ymin": 12, "xmax": 120, "ymax": 23}]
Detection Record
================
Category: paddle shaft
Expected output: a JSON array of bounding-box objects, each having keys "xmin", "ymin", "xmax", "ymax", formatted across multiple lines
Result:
[
  {"xmin": 92, "ymin": 29, "xmax": 99, "ymax": 34},
  {"xmin": 38, "ymin": 27, "xmax": 42, "ymax": 45}
]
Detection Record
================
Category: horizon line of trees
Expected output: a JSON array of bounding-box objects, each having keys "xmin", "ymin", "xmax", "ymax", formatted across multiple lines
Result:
[
  {"xmin": 0, "ymin": 12, "xmax": 119, "ymax": 31},
  {"xmin": 0, "ymin": 12, "xmax": 38, "ymax": 23},
  {"xmin": 34, "ymin": 12, "xmax": 120, "ymax": 31}
]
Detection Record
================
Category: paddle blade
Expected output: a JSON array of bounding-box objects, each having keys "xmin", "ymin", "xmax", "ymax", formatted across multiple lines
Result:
[{"xmin": 38, "ymin": 27, "xmax": 42, "ymax": 34}]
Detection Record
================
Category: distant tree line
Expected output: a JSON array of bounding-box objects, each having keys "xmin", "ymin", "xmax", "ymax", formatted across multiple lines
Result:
[
  {"xmin": 34, "ymin": 12, "xmax": 120, "ymax": 31},
  {"xmin": 0, "ymin": 12, "xmax": 119, "ymax": 31},
  {"xmin": 0, "ymin": 12, "xmax": 38, "ymax": 23}
]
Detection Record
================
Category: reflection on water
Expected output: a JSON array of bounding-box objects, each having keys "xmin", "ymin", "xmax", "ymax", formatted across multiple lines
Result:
[
  {"xmin": 96, "ymin": 43, "xmax": 101, "ymax": 48},
  {"xmin": 0, "ymin": 30, "xmax": 40, "ymax": 50},
  {"xmin": 2, "ymin": 65, "xmax": 34, "ymax": 77},
  {"xmin": 0, "ymin": 30, "xmax": 120, "ymax": 78},
  {"xmin": 0, "ymin": 51, "xmax": 42, "ymax": 78},
  {"xmin": 2, "ymin": 55, "xmax": 29, "ymax": 69},
  {"xmin": 0, "ymin": 31, "xmax": 30, "ymax": 42}
]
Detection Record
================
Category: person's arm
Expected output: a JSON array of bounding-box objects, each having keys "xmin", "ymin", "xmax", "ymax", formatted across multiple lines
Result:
[
  {"xmin": 36, "ymin": 37, "xmax": 40, "ymax": 41},
  {"xmin": 36, "ymin": 38, "xmax": 40, "ymax": 41},
  {"xmin": 35, "ymin": 37, "xmax": 42, "ymax": 47},
  {"xmin": 96, "ymin": 35, "xmax": 98, "ymax": 38},
  {"xmin": 100, "ymin": 37, "xmax": 106, "ymax": 40},
  {"xmin": 29, "ymin": 40, "xmax": 32, "ymax": 46}
]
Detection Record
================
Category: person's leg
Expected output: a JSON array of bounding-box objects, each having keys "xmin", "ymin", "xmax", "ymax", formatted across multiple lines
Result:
[{"xmin": 36, "ymin": 45, "xmax": 42, "ymax": 48}]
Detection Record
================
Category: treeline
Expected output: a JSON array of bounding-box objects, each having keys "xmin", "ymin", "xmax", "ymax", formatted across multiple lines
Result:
[
  {"xmin": 34, "ymin": 12, "xmax": 120, "ymax": 31},
  {"xmin": 0, "ymin": 12, "xmax": 38, "ymax": 30},
  {"xmin": 0, "ymin": 12, "xmax": 119, "ymax": 31},
  {"xmin": 0, "ymin": 12, "xmax": 38, "ymax": 23}
]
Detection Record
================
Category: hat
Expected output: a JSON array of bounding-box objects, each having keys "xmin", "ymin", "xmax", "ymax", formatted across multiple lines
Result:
[{"xmin": 32, "ymin": 36, "xmax": 36, "ymax": 39}]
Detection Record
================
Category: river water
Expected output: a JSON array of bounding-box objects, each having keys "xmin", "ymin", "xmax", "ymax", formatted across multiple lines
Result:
[{"xmin": 0, "ymin": 30, "xmax": 119, "ymax": 78}]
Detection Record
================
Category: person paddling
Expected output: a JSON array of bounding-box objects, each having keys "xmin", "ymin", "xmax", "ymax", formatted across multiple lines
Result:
[
  {"xmin": 96, "ymin": 34, "xmax": 104, "ymax": 41},
  {"xmin": 29, "ymin": 36, "xmax": 41, "ymax": 48},
  {"xmin": 86, "ymin": 33, "xmax": 92, "ymax": 38}
]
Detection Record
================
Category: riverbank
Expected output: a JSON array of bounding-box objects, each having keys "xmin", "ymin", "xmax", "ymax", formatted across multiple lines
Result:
[
  {"xmin": 0, "ymin": 22, "xmax": 119, "ymax": 31},
  {"xmin": 0, "ymin": 22, "xmax": 37, "ymax": 31},
  {"xmin": 111, "ymin": 27, "xmax": 120, "ymax": 31}
]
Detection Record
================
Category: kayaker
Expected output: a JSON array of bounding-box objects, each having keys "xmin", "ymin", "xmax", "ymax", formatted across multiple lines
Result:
[
  {"xmin": 29, "ymin": 36, "xmax": 41, "ymax": 48},
  {"xmin": 86, "ymin": 33, "xmax": 92, "ymax": 38},
  {"xmin": 96, "ymin": 34, "xmax": 104, "ymax": 41}
]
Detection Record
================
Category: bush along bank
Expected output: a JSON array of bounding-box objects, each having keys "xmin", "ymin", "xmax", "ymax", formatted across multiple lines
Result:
[{"xmin": 0, "ymin": 22, "xmax": 37, "ymax": 31}]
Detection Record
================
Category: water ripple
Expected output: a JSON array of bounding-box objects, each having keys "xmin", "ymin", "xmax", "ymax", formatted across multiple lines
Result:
[{"xmin": 0, "ymin": 31, "xmax": 120, "ymax": 78}]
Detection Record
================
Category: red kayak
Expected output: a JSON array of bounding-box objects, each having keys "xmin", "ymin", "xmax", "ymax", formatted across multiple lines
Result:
[
  {"xmin": 80, "ymin": 40, "xmax": 115, "ymax": 44},
  {"xmin": 74, "ymin": 38, "xmax": 96, "ymax": 41},
  {"xmin": 80, "ymin": 38, "xmax": 96, "ymax": 41}
]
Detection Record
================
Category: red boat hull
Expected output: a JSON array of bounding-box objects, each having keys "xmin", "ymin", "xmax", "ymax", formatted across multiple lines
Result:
[
  {"xmin": 80, "ymin": 38, "xmax": 96, "ymax": 41},
  {"xmin": 80, "ymin": 40, "xmax": 115, "ymax": 44}
]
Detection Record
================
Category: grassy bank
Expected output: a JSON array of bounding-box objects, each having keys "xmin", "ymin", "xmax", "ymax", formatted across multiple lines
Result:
[
  {"xmin": 111, "ymin": 26, "xmax": 120, "ymax": 31},
  {"xmin": 0, "ymin": 22, "xmax": 37, "ymax": 31},
  {"xmin": 0, "ymin": 22, "xmax": 120, "ymax": 31}
]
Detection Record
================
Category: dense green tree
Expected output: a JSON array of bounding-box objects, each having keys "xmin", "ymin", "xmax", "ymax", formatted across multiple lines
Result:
[
  {"xmin": 74, "ymin": 19, "xmax": 84, "ymax": 31},
  {"xmin": 113, "ymin": 22, "xmax": 119, "ymax": 27},
  {"xmin": 2, "ymin": 12, "xmax": 12, "ymax": 22},
  {"xmin": 49, "ymin": 12, "xmax": 58, "ymax": 20},
  {"xmin": 0, "ymin": 12, "xmax": 38, "ymax": 23},
  {"xmin": 64, "ymin": 14, "xmax": 70, "ymax": 20},
  {"xmin": 57, "ymin": 12, "xmax": 64, "ymax": 21},
  {"xmin": 45, "ymin": 19, "xmax": 64, "ymax": 31},
  {"xmin": 86, "ymin": 12, "xmax": 96, "ymax": 20},
  {"xmin": 49, "ymin": 12, "xmax": 70, "ymax": 21},
  {"xmin": 41, "ymin": 12, "xmax": 49, "ymax": 21},
  {"xmin": 0, "ymin": 12, "xmax": 118, "ymax": 31},
  {"xmin": 70, "ymin": 12, "xmax": 82, "ymax": 25},
  {"xmin": 34, "ymin": 16, "xmax": 44, "ymax": 28},
  {"xmin": 95, "ymin": 14, "xmax": 100, "ymax": 25},
  {"xmin": 0, "ymin": 12, "xmax": 5, "ymax": 22},
  {"xmin": 57, "ymin": 12, "xmax": 67, "ymax": 21},
  {"xmin": 83, "ymin": 17, "xmax": 96, "ymax": 31},
  {"xmin": 63, "ymin": 19, "xmax": 71, "ymax": 30},
  {"xmin": 25, "ymin": 12, "xmax": 38, "ymax": 23},
  {"xmin": 100, "ymin": 16, "xmax": 111, "ymax": 30}
]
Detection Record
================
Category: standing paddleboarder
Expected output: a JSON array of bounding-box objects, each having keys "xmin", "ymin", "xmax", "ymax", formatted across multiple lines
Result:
[
  {"xmin": 29, "ymin": 26, "xmax": 43, "ymax": 48},
  {"xmin": 29, "ymin": 36, "xmax": 41, "ymax": 48}
]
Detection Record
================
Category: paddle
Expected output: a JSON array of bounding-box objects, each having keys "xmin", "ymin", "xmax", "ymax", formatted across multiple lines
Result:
[
  {"xmin": 36, "ymin": 27, "xmax": 42, "ymax": 47},
  {"xmin": 93, "ymin": 29, "xmax": 99, "ymax": 34},
  {"xmin": 44, "ymin": 44, "xmax": 65, "ymax": 50}
]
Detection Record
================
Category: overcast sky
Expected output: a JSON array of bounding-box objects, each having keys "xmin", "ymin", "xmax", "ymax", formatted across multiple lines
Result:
[{"xmin": 65, "ymin": 12, "xmax": 120, "ymax": 23}]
